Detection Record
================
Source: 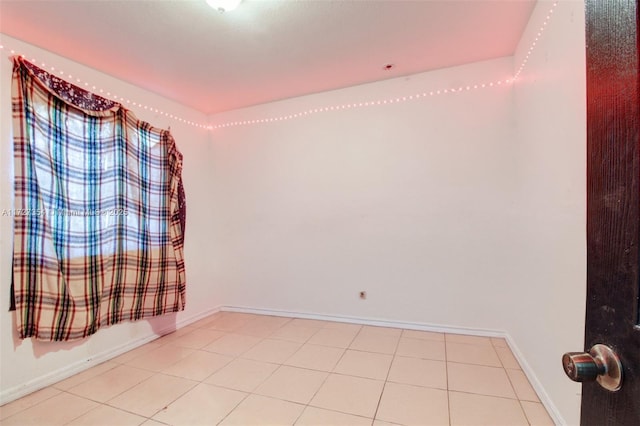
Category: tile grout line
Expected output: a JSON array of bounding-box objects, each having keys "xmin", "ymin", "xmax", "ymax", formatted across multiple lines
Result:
[
  {"xmin": 116, "ymin": 373, "xmax": 199, "ymax": 422},
  {"xmin": 447, "ymin": 389, "xmax": 527, "ymax": 402},
  {"xmin": 446, "ymin": 360, "xmax": 516, "ymax": 369},
  {"xmin": 212, "ymin": 381, "xmax": 252, "ymax": 426},
  {"xmin": 195, "ymin": 318, "xmax": 537, "ymax": 424},
  {"xmin": 292, "ymin": 324, "xmax": 359, "ymax": 424},
  {"xmin": 56, "ymin": 390, "xmax": 103, "ymax": 426},
  {"xmin": 51, "ymin": 360, "xmax": 120, "ymax": 392},
  {"xmin": 71, "ymin": 402, "xmax": 144, "ymax": 425},
  {"xmin": 0, "ymin": 387, "xmax": 64, "ymax": 422},
  {"xmin": 126, "ymin": 316, "xmax": 246, "ymax": 424},
  {"xmin": 69, "ymin": 371, "xmax": 170, "ymax": 419},
  {"xmin": 215, "ymin": 318, "xmax": 295, "ymax": 425},
  {"xmin": 370, "ymin": 329, "xmax": 402, "ymax": 423},
  {"xmin": 75, "ymin": 378, "xmax": 153, "ymax": 420},
  {"xmin": 6, "ymin": 313, "xmax": 548, "ymax": 425},
  {"xmin": 494, "ymin": 340, "xmax": 533, "ymax": 426},
  {"xmin": 5, "ymin": 313, "xmax": 224, "ymax": 425}
]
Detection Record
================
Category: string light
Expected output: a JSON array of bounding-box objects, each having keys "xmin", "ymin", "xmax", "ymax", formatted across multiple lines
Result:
[
  {"xmin": 0, "ymin": 45, "xmax": 210, "ymax": 129},
  {"xmin": 514, "ymin": 1, "xmax": 557, "ymax": 81},
  {"xmin": 206, "ymin": 77, "xmax": 515, "ymax": 129},
  {"xmin": 0, "ymin": 1, "xmax": 556, "ymax": 131},
  {"xmin": 208, "ymin": 0, "xmax": 557, "ymax": 129}
]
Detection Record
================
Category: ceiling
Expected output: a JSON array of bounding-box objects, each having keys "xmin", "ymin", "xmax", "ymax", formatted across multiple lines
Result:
[{"xmin": 0, "ymin": 0, "xmax": 536, "ymax": 114}]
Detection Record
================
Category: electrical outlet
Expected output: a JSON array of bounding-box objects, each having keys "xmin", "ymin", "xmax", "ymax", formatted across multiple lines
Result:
[{"xmin": 359, "ymin": 291, "xmax": 367, "ymax": 300}]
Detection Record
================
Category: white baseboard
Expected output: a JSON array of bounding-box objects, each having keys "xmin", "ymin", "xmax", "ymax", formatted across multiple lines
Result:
[
  {"xmin": 0, "ymin": 305, "xmax": 221, "ymax": 406},
  {"xmin": 222, "ymin": 305, "xmax": 506, "ymax": 337},
  {"xmin": 2, "ymin": 303, "xmax": 563, "ymax": 426},
  {"xmin": 505, "ymin": 335, "xmax": 564, "ymax": 426},
  {"xmin": 223, "ymin": 305, "xmax": 563, "ymax": 426}
]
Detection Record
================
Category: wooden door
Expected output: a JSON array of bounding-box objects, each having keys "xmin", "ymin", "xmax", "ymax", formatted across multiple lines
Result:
[{"xmin": 583, "ymin": 0, "xmax": 640, "ymax": 424}]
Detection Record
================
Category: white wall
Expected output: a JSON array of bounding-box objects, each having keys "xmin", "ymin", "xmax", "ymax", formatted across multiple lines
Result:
[
  {"xmin": 510, "ymin": 1, "xmax": 586, "ymax": 425},
  {"xmin": 209, "ymin": 57, "xmax": 518, "ymax": 330},
  {"xmin": 1, "ymin": 2, "xmax": 588, "ymax": 423},
  {"xmin": 208, "ymin": 2, "xmax": 587, "ymax": 424},
  {"xmin": 0, "ymin": 35, "xmax": 221, "ymax": 403}
]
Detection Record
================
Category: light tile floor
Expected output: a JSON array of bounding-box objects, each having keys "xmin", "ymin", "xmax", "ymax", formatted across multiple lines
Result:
[{"xmin": 0, "ymin": 312, "xmax": 556, "ymax": 425}]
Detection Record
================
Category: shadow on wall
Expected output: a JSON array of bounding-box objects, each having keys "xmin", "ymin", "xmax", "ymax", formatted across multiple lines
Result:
[
  {"xmin": 10, "ymin": 310, "xmax": 178, "ymax": 358},
  {"xmin": 149, "ymin": 312, "xmax": 179, "ymax": 337}
]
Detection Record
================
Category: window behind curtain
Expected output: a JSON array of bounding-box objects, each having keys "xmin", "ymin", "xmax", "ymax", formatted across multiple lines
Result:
[{"xmin": 11, "ymin": 57, "xmax": 186, "ymax": 341}]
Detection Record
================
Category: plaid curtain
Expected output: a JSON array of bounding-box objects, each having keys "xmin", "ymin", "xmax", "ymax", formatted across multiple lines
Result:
[{"xmin": 11, "ymin": 57, "xmax": 186, "ymax": 341}]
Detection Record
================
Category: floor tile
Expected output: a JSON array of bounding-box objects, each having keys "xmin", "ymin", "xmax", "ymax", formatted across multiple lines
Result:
[
  {"xmin": 295, "ymin": 406, "xmax": 372, "ymax": 425},
  {"xmin": 449, "ymin": 391, "xmax": 528, "ymax": 425},
  {"xmin": 221, "ymin": 312, "xmax": 260, "ymax": 321},
  {"xmin": 111, "ymin": 342, "xmax": 163, "ymax": 364},
  {"xmin": 168, "ymin": 328, "xmax": 226, "ymax": 349},
  {"xmin": 2, "ymin": 315, "xmax": 546, "ymax": 426},
  {"xmin": 307, "ymin": 328, "xmax": 359, "ymax": 348},
  {"xmin": 491, "ymin": 337, "xmax": 508, "ymax": 348},
  {"xmin": 447, "ymin": 362, "xmax": 516, "ymax": 398},
  {"xmin": 140, "ymin": 420, "xmax": 166, "ymax": 426},
  {"xmin": 66, "ymin": 404, "xmax": 145, "ymax": 425},
  {"xmin": 157, "ymin": 326, "xmax": 198, "ymax": 345},
  {"xmin": 67, "ymin": 364, "xmax": 154, "ymax": 402},
  {"xmin": 322, "ymin": 322, "xmax": 362, "ymax": 332},
  {"xmin": 205, "ymin": 358, "xmax": 279, "ymax": 392},
  {"xmin": 152, "ymin": 383, "xmax": 246, "ymax": 425},
  {"xmin": 285, "ymin": 344, "xmax": 345, "ymax": 371},
  {"xmin": 445, "ymin": 334, "xmax": 492, "ymax": 346},
  {"xmin": 241, "ymin": 338, "xmax": 302, "ymax": 364},
  {"xmin": 333, "ymin": 350, "xmax": 393, "ymax": 380},
  {"xmin": 52, "ymin": 361, "xmax": 119, "ymax": 391},
  {"xmin": 310, "ymin": 374, "xmax": 384, "ymax": 418},
  {"xmin": 0, "ymin": 387, "xmax": 61, "ymax": 420},
  {"xmin": 396, "ymin": 337, "xmax": 446, "ymax": 360},
  {"xmin": 372, "ymin": 421, "xmax": 403, "ymax": 426},
  {"xmin": 402, "ymin": 329, "xmax": 445, "ymax": 341},
  {"xmin": 107, "ymin": 374, "xmax": 197, "ymax": 417},
  {"xmin": 234, "ymin": 316, "xmax": 291, "ymax": 337},
  {"xmin": 254, "ymin": 315, "xmax": 292, "ymax": 327},
  {"xmin": 360, "ymin": 325, "xmax": 403, "ymax": 337},
  {"xmin": 521, "ymin": 401, "xmax": 555, "ymax": 425},
  {"xmin": 234, "ymin": 321, "xmax": 283, "ymax": 338},
  {"xmin": 289, "ymin": 318, "xmax": 327, "ymax": 328},
  {"xmin": 446, "ymin": 341, "xmax": 502, "ymax": 367},
  {"xmin": 219, "ymin": 394, "xmax": 304, "ymax": 425},
  {"xmin": 255, "ymin": 365, "xmax": 328, "ymax": 404},
  {"xmin": 162, "ymin": 350, "xmax": 233, "ymax": 381},
  {"xmin": 270, "ymin": 324, "xmax": 318, "ymax": 343},
  {"xmin": 496, "ymin": 346, "xmax": 521, "ymax": 369},
  {"xmin": 1, "ymin": 392, "xmax": 98, "ymax": 426},
  {"xmin": 388, "ymin": 356, "xmax": 447, "ymax": 389},
  {"xmin": 349, "ymin": 333, "xmax": 399, "ymax": 355},
  {"xmin": 125, "ymin": 344, "xmax": 195, "ymax": 372},
  {"xmin": 187, "ymin": 312, "xmax": 225, "ymax": 328},
  {"xmin": 203, "ymin": 314, "xmax": 254, "ymax": 332},
  {"xmin": 202, "ymin": 333, "xmax": 262, "ymax": 356},
  {"xmin": 506, "ymin": 368, "xmax": 539, "ymax": 401},
  {"xmin": 376, "ymin": 382, "xmax": 449, "ymax": 426}
]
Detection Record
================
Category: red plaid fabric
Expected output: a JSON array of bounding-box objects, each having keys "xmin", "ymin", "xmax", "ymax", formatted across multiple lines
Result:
[{"xmin": 11, "ymin": 57, "xmax": 186, "ymax": 341}]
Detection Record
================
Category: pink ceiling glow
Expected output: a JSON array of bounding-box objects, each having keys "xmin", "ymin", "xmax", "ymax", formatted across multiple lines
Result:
[{"xmin": 0, "ymin": 0, "xmax": 536, "ymax": 114}]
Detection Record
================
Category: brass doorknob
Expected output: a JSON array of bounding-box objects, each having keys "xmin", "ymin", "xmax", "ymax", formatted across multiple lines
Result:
[{"xmin": 562, "ymin": 344, "xmax": 623, "ymax": 392}]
